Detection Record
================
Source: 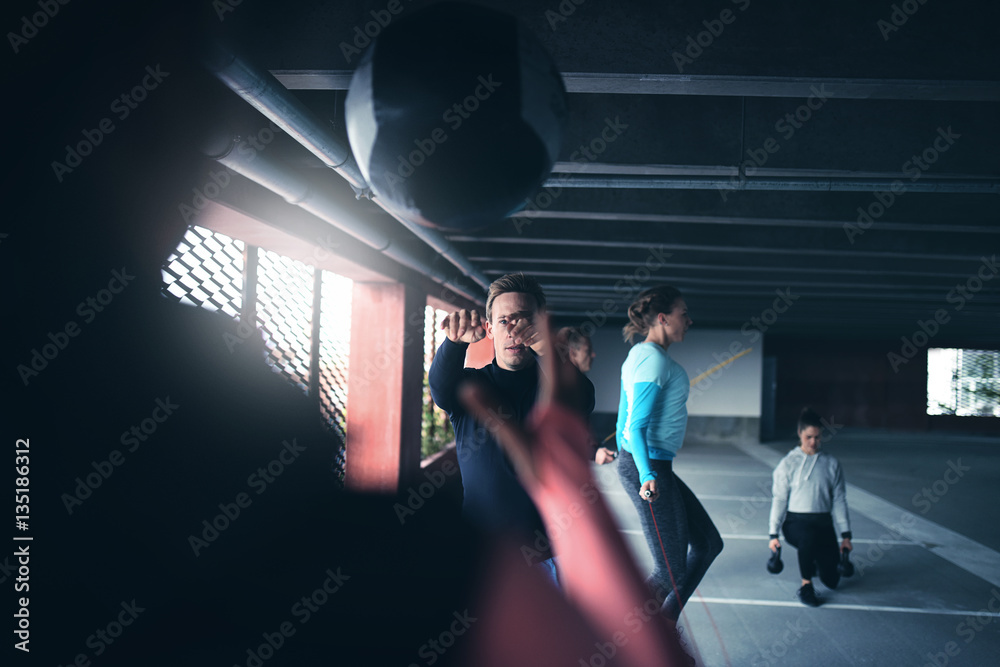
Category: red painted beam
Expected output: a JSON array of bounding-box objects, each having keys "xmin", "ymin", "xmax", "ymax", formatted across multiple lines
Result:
[{"xmin": 345, "ymin": 282, "xmax": 425, "ymax": 492}]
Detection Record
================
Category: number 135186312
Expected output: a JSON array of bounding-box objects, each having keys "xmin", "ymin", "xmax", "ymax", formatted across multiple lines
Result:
[{"xmin": 16, "ymin": 439, "xmax": 29, "ymax": 531}]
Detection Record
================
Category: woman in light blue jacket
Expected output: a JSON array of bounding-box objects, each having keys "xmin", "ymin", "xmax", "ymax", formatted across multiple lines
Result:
[{"xmin": 616, "ymin": 286, "xmax": 723, "ymax": 621}]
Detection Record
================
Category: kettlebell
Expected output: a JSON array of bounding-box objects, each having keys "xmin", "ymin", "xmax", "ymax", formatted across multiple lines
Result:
[{"xmin": 767, "ymin": 545, "xmax": 783, "ymax": 574}]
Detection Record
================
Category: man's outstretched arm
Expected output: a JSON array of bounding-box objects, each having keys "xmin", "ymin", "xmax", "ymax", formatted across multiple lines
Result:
[{"xmin": 428, "ymin": 309, "xmax": 486, "ymax": 414}]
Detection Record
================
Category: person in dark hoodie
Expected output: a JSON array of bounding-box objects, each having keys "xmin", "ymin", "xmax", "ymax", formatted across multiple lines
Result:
[
  {"xmin": 768, "ymin": 408, "xmax": 854, "ymax": 607},
  {"xmin": 428, "ymin": 273, "xmax": 595, "ymax": 585}
]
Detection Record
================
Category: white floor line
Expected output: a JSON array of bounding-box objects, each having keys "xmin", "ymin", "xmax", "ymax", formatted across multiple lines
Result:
[
  {"xmin": 693, "ymin": 597, "xmax": 1000, "ymax": 618},
  {"xmin": 731, "ymin": 440, "xmax": 1000, "ymax": 589},
  {"xmin": 673, "ymin": 469, "xmax": 772, "ymax": 477},
  {"xmin": 716, "ymin": 533, "xmax": 916, "ymax": 546},
  {"xmin": 618, "ymin": 529, "xmax": 916, "ymax": 547}
]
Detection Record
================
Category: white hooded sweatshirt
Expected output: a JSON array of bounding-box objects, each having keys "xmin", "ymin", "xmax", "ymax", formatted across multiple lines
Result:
[{"xmin": 768, "ymin": 447, "xmax": 851, "ymax": 537}]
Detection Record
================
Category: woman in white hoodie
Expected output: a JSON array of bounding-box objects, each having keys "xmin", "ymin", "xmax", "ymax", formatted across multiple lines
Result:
[{"xmin": 768, "ymin": 408, "xmax": 853, "ymax": 606}]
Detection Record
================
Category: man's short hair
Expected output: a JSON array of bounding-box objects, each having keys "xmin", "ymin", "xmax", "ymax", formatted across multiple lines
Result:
[{"xmin": 485, "ymin": 273, "xmax": 546, "ymax": 321}]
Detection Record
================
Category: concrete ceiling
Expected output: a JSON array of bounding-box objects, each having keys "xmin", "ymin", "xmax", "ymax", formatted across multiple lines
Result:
[
  {"xmin": 210, "ymin": 0, "xmax": 1000, "ymax": 343},
  {"xmin": 19, "ymin": 0, "xmax": 999, "ymax": 343}
]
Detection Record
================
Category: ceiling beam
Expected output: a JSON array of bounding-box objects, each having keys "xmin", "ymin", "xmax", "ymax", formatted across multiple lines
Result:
[
  {"xmin": 542, "ymin": 174, "xmax": 1000, "ymax": 194},
  {"xmin": 489, "ymin": 271, "xmax": 982, "ymax": 291},
  {"xmin": 510, "ymin": 209, "xmax": 1000, "ymax": 234},
  {"xmin": 540, "ymin": 286, "xmax": 1000, "ymax": 302},
  {"xmin": 470, "ymin": 258, "xmax": 988, "ymax": 280},
  {"xmin": 448, "ymin": 236, "xmax": 991, "ymax": 261}
]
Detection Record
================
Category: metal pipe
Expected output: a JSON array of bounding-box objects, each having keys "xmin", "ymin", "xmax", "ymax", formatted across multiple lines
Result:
[
  {"xmin": 270, "ymin": 70, "xmax": 1000, "ymax": 102},
  {"xmin": 205, "ymin": 43, "xmax": 491, "ymax": 297},
  {"xmin": 205, "ymin": 43, "xmax": 367, "ymax": 190},
  {"xmin": 209, "ymin": 133, "xmax": 483, "ymax": 304}
]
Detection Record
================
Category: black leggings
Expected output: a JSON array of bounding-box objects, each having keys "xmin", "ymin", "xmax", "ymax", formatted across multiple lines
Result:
[
  {"xmin": 617, "ymin": 450, "xmax": 724, "ymax": 621},
  {"xmin": 782, "ymin": 512, "xmax": 840, "ymax": 588}
]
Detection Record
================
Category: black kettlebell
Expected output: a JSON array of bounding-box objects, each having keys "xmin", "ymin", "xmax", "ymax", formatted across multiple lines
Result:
[
  {"xmin": 767, "ymin": 545, "xmax": 783, "ymax": 574},
  {"xmin": 838, "ymin": 548, "xmax": 854, "ymax": 577}
]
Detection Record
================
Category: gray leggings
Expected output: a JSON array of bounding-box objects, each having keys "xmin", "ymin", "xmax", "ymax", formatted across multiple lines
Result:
[{"xmin": 618, "ymin": 449, "xmax": 724, "ymax": 621}]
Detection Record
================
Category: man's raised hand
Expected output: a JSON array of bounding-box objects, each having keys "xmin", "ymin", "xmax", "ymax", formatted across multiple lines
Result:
[{"xmin": 441, "ymin": 309, "xmax": 487, "ymax": 344}]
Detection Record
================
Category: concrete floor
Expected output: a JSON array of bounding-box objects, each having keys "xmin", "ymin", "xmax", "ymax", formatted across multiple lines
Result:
[{"xmin": 593, "ymin": 430, "xmax": 1000, "ymax": 667}]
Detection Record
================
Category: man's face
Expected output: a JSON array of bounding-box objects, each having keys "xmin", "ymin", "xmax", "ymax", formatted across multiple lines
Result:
[
  {"xmin": 569, "ymin": 339, "xmax": 595, "ymax": 373},
  {"xmin": 485, "ymin": 292, "xmax": 539, "ymax": 371}
]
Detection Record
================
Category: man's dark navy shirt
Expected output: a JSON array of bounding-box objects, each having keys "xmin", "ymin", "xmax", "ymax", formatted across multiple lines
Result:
[{"xmin": 429, "ymin": 338, "xmax": 595, "ymax": 559}]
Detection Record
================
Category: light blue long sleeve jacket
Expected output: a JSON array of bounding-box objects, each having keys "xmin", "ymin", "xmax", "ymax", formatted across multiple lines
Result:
[{"xmin": 616, "ymin": 342, "xmax": 690, "ymax": 483}]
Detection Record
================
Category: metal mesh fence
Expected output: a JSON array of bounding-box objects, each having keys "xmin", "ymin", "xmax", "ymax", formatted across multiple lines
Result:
[
  {"xmin": 255, "ymin": 249, "xmax": 315, "ymax": 394},
  {"xmin": 161, "ymin": 225, "xmax": 244, "ymax": 318},
  {"xmin": 162, "ymin": 225, "xmax": 353, "ymax": 482},
  {"xmin": 927, "ymin": 348, "xmax": 1000, "ymax": 417},
  {"xmin": 422, "ymin": 306, "xmax": 455, "ymax": 458},
  {"xmin": 319, "ymin": 271, "xmax": 353, "ymax": 480}
]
